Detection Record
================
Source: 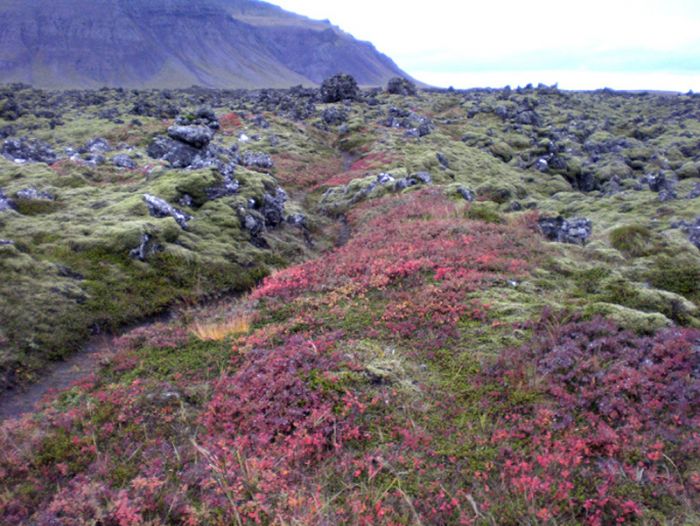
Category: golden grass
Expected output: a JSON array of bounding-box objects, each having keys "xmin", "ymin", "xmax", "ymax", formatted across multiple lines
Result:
[{"xmin": 190, "ymin": 315, "xmax": 251, "ymax": 341}]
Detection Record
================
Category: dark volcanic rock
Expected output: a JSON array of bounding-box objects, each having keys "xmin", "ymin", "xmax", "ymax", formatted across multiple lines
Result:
[
  {"xmin": 457, "ymin": 186, "xmax": 476, "ymax": 202},
  {"xmin": 385, "ymin": 107, "xmax": 433, "ymax": 137},
  {"xmin": 386, "ymin": 77, "xmax": 417, "ymax": 96},
  {"xmin": 167, "ymin": 126, "xmax": 214, "ymax": 149},
  {"xmin": 113, "ymin": 154, "xmax": 137, "ymax": 169},
  {"xmin": 321, "ymin": 107, "xmax": 348, "ymax": 126},
  {"xmin": 80, "ymin": 137, "xmax": 111, "ymax": 154},
  {"xmin": 0, "ymin": 190, "xmax": 15, "ymax": 212},
  {"xmin": 147, "ymin": 136, "xmax": 200, "ymax": 168},
  {"xmin": 2, "ymin": 138, "xmax": 57, "ymax": 164},
  {"xmin": 320, "ymin": 74, "xmax": 360, "ymax": 103},
  {"xmin": 143, "ymin": 194, "xmax": 191, "ymax": 229},
  {"xmin": 538, "ymin": 216, "xmax": 592, "ymax": 245},
  {"xmin": 261, "ymin": 188, "xmax": 288, "ymax": 227}
]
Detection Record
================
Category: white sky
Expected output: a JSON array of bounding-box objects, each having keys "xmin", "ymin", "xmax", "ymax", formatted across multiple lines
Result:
[{"xmin": 269, "ymin": 0, "xmax": 700, "ymax": 91}]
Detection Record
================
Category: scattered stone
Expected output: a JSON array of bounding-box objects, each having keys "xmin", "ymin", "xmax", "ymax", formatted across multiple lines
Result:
[
  {"xmin": 167, "ymin": 125, "xmax": 214, "ymax": 149},
  {"xmin": 457, "ymin": 186, "xmax": 476, "ymax": 201},
  {"xmin": 646, "ymin": 173, "xmax": 668, "ymax": 192},
  {"xmin": 384, "ymin": 107, "xmax": 433, "ymax": 137},
  {"xmin": 0, "ymin": 125, "xmax": 15, "ymax": 139},
  {"xmin": 394, "ymin": 178, "xmax": 419, "ymax": 191},
  {"xmin": 436, "ymin": 153, "xmax": 449, "ymax": 168},
  {"xmin": 2, "ymin": 138, "xmax": 57, "ymax": 164},
  {"xmin": 287, "ymin": 213, "xmax": 307, "ymax": 228},
  {"xmin": 240, "ymin": 151, "xmax": 273, "ymax": 170},
  {"xmin": 320, "ymin": 74, "xmax": 360, "ymax": 103},
  {"xmin": 0, "ymin": 239, "xmax": 14, "ymax": 246},
  {"xmin": 688, "ymin": 182, "xmax": 700, "ymax": 199},
  {"xmin": 538, "ymin": 216, "xmax": 593, "ymax": 245},
  {"xmin": 377, "ymin": 173, "xmax": 395, "ymax": 185},
  {"xmin": 206, "ymin": 175, "xmax": 240, "ymax": 200},
  {"xmin": 80, "ymin": 137, "xmax": 111, "ymax": 154},
  {"xmin": 175, "ymin": 107, "xmax": 220, "ymax": 130},
  {"xmin": 16, "ymin": 187, "xmax": 54, "ymax": 201},
  {"xmin": 672, "ymin": 217, "xmax": 700, "ymax": 249},
  {"xmin": 321, "ymin": 107, "xmax": 348, "ymax": 126},
  {"xmin": 535, "ymin": 158, "xmax": 549, "ymax": 172},
  {"xmin": 0, "ymin": 189, "xmax": 15, "ymax": 212},
  {"xmin": 112, "ymin": 154, "xmax": 137, "ymax": 169},
  {"xmin": 413, "ymin": 172, "xmax": 432, "ymax": 184},
  {"xmin": 261, "ymin": 188, "xmax": 288, "ymax": 227},
  {"xmin": 143, "ymin": 194, "xmax": 191, "ymax": 229},
  {"xmin": 129, "ymin": 233, "xmax": 161, "ymax": 261}
]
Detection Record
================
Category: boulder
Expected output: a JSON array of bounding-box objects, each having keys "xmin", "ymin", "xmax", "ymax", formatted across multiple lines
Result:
[
  {"xmin": 538, "ymin": 216, "xmax": 592, "ymax": 245},
  {"xmin": 143, "ymin": 194, "xmax": 191, "ymax": 229},
  {"xmin": 261, "ymin": 188, "xmax": 288, "ymax": 227},
  {"xmin": 386, "ymin": 77, "xmax": 417, "ymax": 96},
  {"xmin": 80, "ymin": 137, "xmax": 111, "ymax": 154},
  {"xmin": 113, "ymin": 154, "xmax": 137, "ymax": 169},
  {"xmin": 320, "ymin": 74, "xmax": 360, "ymax": 103},
  {"xmin": 2, "ymin": 138, "xmax": 57, "ymax": 164},
  {"xmin": 436, "ymin": 152, "xmax": 449, "ymax": 168},
  {"xmin": 147, "ymin": 136, "xmax": 200, "ymax": 168},
  {"xmin": 321, "ymin": 107, "xmax": 348, "ymax": 126},
  {"xmin": 167, "ymin": 125, "xmax": 214, "ymax": 149},
  {"xmin": 457, "ymin": 186, "xmax": 476, "ymax": 202}
]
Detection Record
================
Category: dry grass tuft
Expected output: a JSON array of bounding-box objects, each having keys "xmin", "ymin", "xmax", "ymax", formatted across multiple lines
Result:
[{"xmin": 190, "ymin": 315, "xmax": 251, "ymax": 341}]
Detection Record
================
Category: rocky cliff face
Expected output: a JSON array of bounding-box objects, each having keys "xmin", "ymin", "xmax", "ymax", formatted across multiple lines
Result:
[{"xmin": 0, "ymin": 0, "xmax": 411, "ymax": 88}]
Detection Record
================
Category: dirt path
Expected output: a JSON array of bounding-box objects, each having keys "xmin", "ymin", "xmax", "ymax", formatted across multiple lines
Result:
[{"xmin": 0, "ymin": 314, "xmax": 173, "ymax": 422}]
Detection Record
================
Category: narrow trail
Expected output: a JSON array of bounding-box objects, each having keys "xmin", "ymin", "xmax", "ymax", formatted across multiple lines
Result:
[{"xmin": 0, "ymin": 314, "xmax": 174, "ymax": 422}]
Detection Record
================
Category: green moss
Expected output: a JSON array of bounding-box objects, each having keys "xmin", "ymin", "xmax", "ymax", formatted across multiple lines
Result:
[
  {"xmin": 647, "ymin": 255, "xmax": 700, "ymax": 303},
  {"xmin": 609, "ymin": 224, "xmax": 655, "ymax": 257},
  {"xmin": 464, "ymin": 203, "xmax": 503, "ymax": 224}
]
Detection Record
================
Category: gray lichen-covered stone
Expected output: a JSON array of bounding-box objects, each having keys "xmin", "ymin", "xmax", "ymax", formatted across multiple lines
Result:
[
  {"xmin": 538, "ymin": 216, "xmax": 593, "ymax": 245},
  {"xmin": 167, "ymin": 125, "xmax": 214, "ymax": 149},
  {"xmin": 16, "ymin": 187, "xmax": 54, "ymax": 200},
  {"xmin": 143, "ymin": 194, "xmax": 191, "ymax": 229},
  {"xmin": 113, "ymin": 154, "xmax": 137, "ymax": 169},
  {"xmin": 2, "ymin": 137, "xmax": 57, "ymax": 164},
  {"xmin": 457, "ymin": 186, "xmax": 476, "ymax": 202},
  {"xmin": 240, "ymin": 151, "xmax": 274, "ymax": 170},
  {"xmin": 129, "ymin": 233, "xmax": 161, "ymax": 261}
]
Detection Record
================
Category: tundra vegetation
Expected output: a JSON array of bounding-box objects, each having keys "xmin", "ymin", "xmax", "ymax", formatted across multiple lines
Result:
[{"xmin": 0, "ymin": 79, "xmax": 699, "ymax": 525}]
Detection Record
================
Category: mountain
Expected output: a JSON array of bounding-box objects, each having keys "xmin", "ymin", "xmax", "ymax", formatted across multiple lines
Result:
[{"xmin": 0, "ymin": 0, "xmax": 412, "ymax": 88}]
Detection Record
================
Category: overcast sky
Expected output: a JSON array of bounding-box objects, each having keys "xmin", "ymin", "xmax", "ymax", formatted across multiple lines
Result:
[{"xmin": 270, "ymin": 0, "xmax": 700, "ymax": 91}]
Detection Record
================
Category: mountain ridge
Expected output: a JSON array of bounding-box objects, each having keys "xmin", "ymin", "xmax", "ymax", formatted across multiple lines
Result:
[{"xmin": 0, "ymin": 0, "xmax": 412, "ymax": 88}]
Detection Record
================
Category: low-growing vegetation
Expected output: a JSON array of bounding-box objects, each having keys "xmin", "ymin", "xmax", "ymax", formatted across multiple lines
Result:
[{"xmin": 1, "ymin": 81, "xmax": 699, "ymax": 524}]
